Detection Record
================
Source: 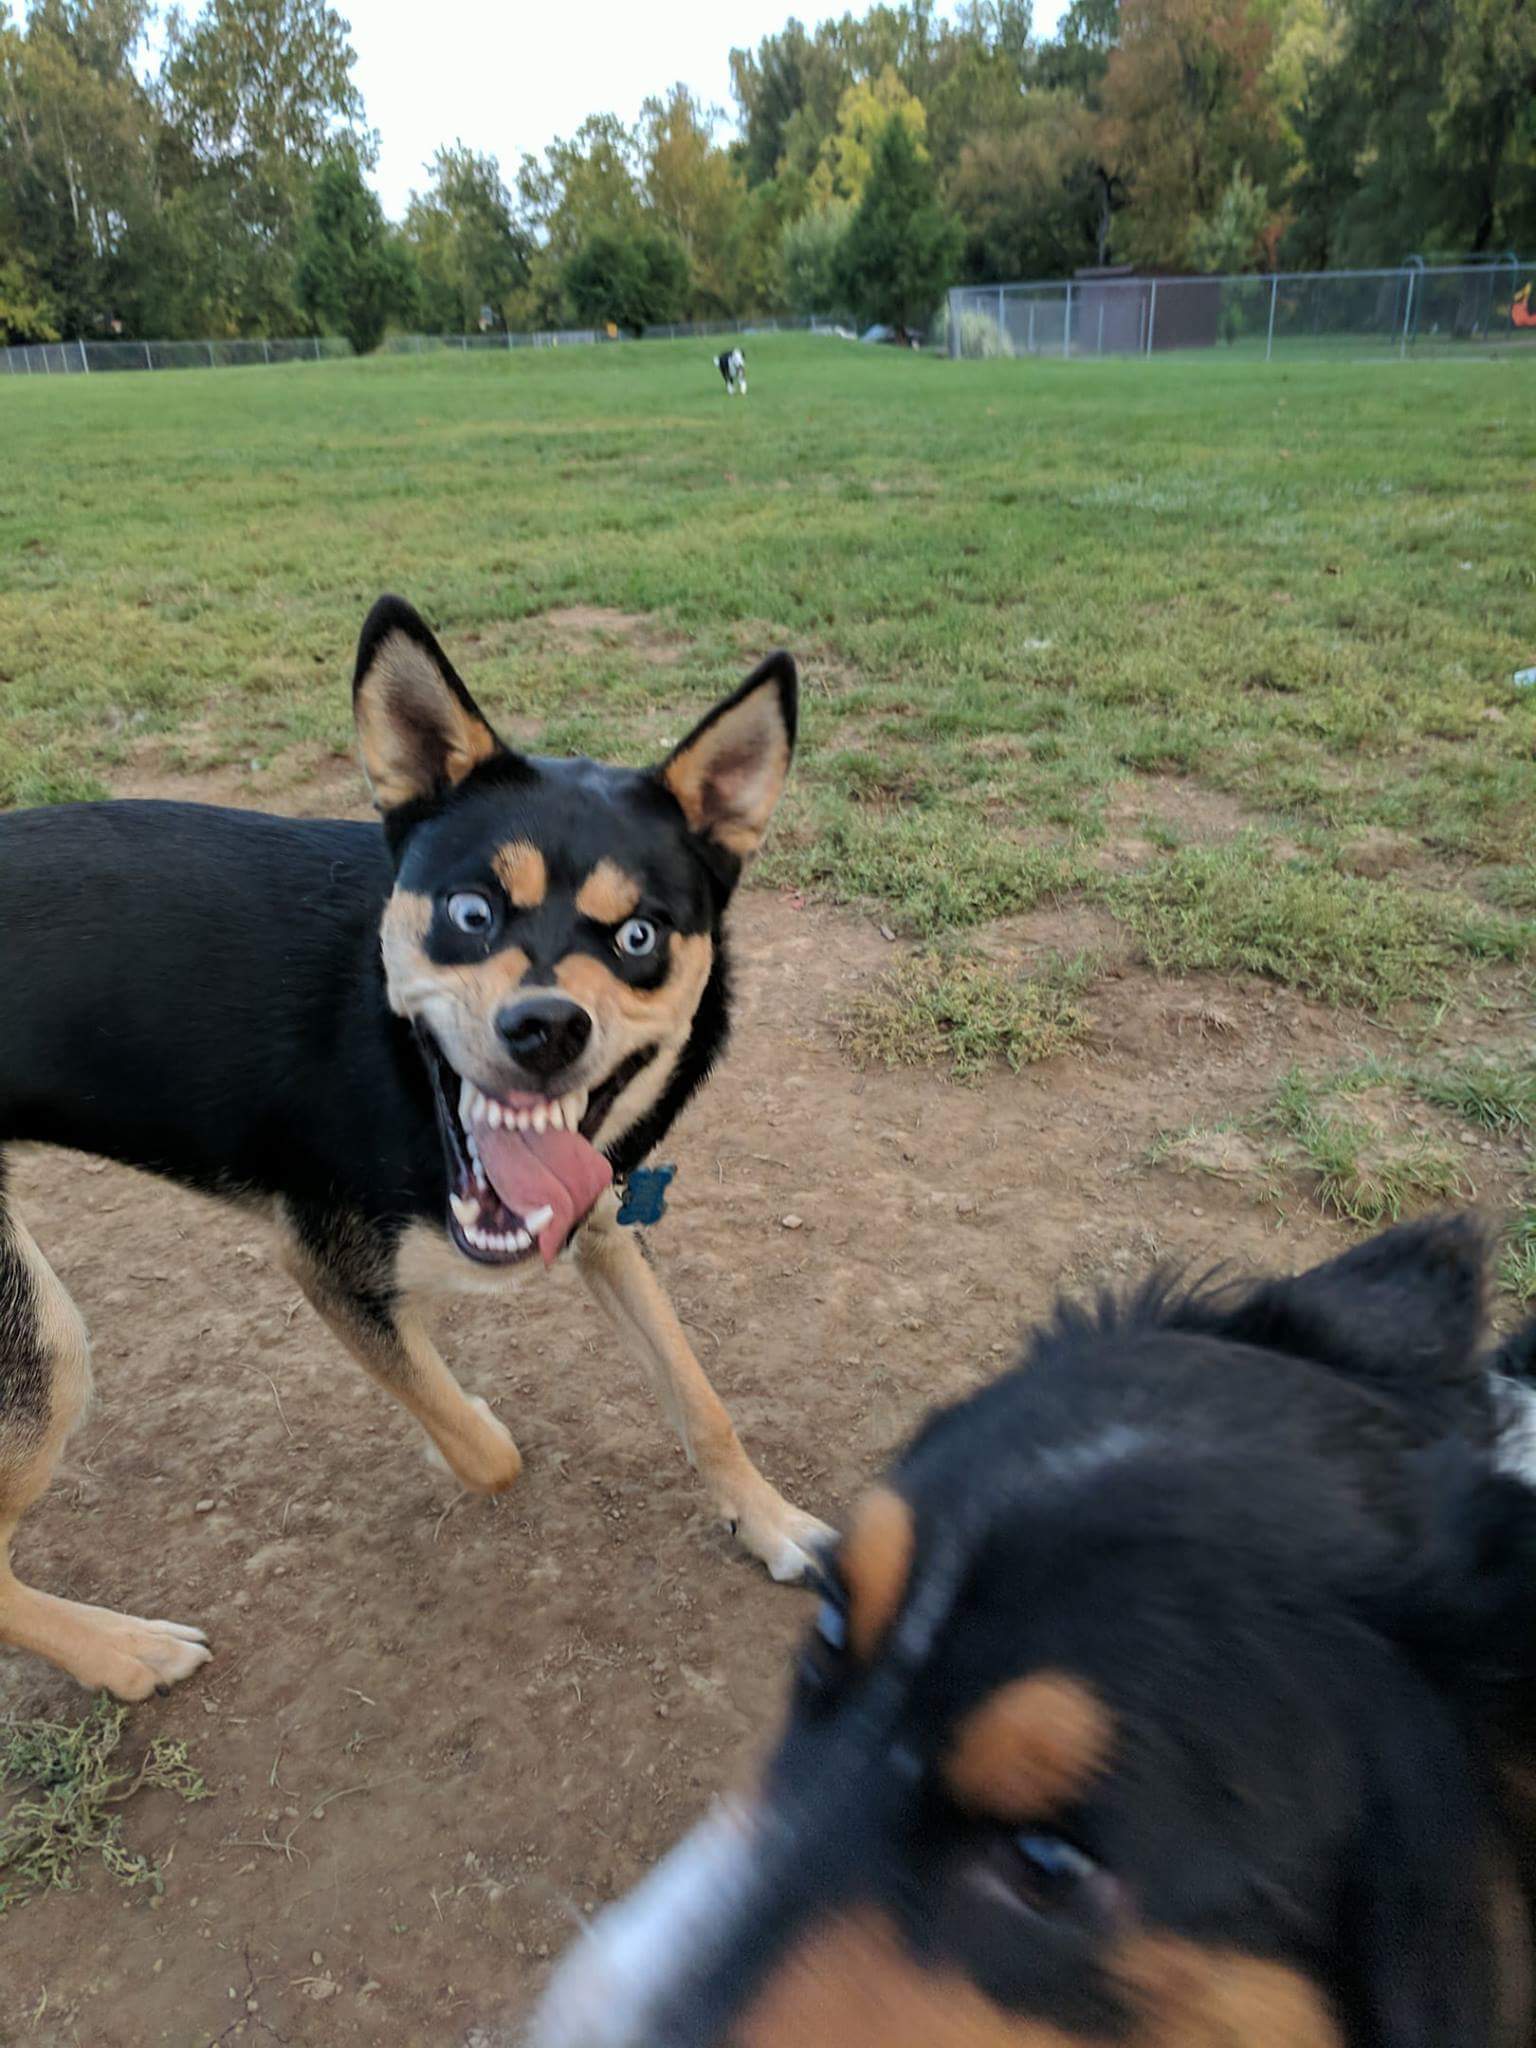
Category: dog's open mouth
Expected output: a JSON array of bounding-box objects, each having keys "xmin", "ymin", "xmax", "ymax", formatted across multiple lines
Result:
[{"xmin": 421, "ymin": 1035, "xmax": 654, "ymax": 1268}]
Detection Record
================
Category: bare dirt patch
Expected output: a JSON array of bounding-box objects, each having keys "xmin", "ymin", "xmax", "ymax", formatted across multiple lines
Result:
[
  {"xmin": 534, "ymin": 606, "xmax": 689, "ymax": 667},
  {"xmin": 0, "ymin": 865, "xmax": 1464, "ymax": 2046}
]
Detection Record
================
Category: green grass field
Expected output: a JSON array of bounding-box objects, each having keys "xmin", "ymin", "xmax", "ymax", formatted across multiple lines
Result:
[{"xmin": 3, "ymin": 334, "xmax": 1533, "ymax": 997}]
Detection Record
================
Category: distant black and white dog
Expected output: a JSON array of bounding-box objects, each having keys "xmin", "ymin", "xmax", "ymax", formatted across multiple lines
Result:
[{"xmin": 715, "ymin": 347, "xmax": 746, "ymax": 395}]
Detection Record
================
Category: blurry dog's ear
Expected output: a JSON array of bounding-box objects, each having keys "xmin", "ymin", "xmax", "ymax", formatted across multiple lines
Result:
[
  {"xmin": 1360, "ymin": 1449, "xmax": 1536, "ymax": 1741},
  {"xmin": 353, "ymin": 596, "xmax": 504, "ymax": 817},
  {"xmin": 658, "ymin": 653, "xmax": 797, "ymax": 864},
  {"xmin": 1345, "ymin": 1449, "xmax": 1536, "ymax": 2042},
  {"xmin": 1173, "ymin": 1215, "xmax": 1489, "ymax": 1429},
  {"xmin": 1342, "ymin": 1675, "xmax": 1508, "ymax": 2048}
]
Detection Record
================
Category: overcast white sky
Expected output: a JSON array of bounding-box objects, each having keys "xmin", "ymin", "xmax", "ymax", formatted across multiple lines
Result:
[{"xmin": 345, "ymin": 0, "xmax": 1068, "ymax": 219}]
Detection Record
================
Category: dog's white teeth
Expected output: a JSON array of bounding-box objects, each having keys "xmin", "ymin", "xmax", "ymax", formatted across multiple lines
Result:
[
  {"xmin": 532, "ymin": 1105, "xmax": 548, "ymax": 1135},
  {"xmin": 450, "ymin": 1193, "xmax": 478, "ymax": 1229},
  {"xmin": 561, "ymin": 1090, "xmax": 588, "ymax": 1132},
  {"xmin": 525, "ymin": 1204, "xmax": 554, "ymax": 1234},
  {"xmin": 486, "ymin": 1100, "xmax": 503, "ymax": 1130},
  {"xmin": 512, "ymin": 1228, "xmax": 532, "ymax": 1251},
  {"xmin": 546, "ymin": 1100, "xmax": 564, "ymax": 1131},
  {"xmin": 474, "ymin": 1164, "xmax": 489, "ymax": 1191}
]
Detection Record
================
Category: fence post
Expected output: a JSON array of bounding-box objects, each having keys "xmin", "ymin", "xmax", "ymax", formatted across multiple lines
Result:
[
  {"xmin": 79, "ymin": 338, "xmax": 89, "ymax": 374},
  {"xmin": 1097, "ymin": 302, "xmax": 1104, "ymax": 355},
  {"xmin": 1063, "ymin": 280, "xmax": 1072, "ymax": 358},
  {"xmin": 1265, "ymin": 273, "xmax": 1278, "ymax": 361},
  {"xmin": 1400, "ymin": 268, "xmax": 1416, "ymax": 358},
  {"xmin": 263, "ymin": 338, "xmax": 270, "ymax": 365},
  {"xmin": 207, "ymin": 340, "xmax": 215, "ymax": 368},
  {"xmin": 314, "ymin": 337, "xmax": 321, "ymax": 361},
  {"xmin": 1146, "ymin": 278, "xmax": 1158, "ymax": 356},
  {"xmin": 144, "ymin": 341, "xmax": 152, "ymax": 369},
  {"xmin": 1028, "ymin": 300, "xmax": 1035, "ymax": 353}
]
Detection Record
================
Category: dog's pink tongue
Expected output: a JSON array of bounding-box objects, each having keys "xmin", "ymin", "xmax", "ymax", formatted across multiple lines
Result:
[{"xmin": 478, "ymin": 1125, "xmax": 613, "ymax": 1266}]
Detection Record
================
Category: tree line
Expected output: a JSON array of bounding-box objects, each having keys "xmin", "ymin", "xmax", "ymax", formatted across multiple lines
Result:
[{"xmin": 3, "ymin": 0, "xmax": 1532, "ymax": 348}]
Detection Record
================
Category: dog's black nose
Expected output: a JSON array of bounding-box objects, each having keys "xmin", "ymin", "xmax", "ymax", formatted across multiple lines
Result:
[{"xmin": 495, "ymin": 997, "xmax": 592, "ymax": 1080}]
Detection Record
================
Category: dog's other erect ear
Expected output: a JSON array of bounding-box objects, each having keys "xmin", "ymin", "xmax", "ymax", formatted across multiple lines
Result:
[
  {"xmin": 353, "ymin": 596, "xmax": 502, "ymax": 815},
  {"xmin": 658, "ymin": 652, "xmax": 797, "ymax": 863},
  {"xmin": 1172, "ymin": 1214, "xmax": 1490, "ymax": 1432}
]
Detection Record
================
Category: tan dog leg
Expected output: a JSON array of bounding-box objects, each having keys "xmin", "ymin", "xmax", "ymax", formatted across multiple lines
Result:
[
  {"xmin": 576, "ymin": 1203, "xmax": 831, "ymax": 1581},
  {"xmin": 0, "ymin": 1211, "xmax": 209, "ymax": 1700},
  {"xmin": 284, "ymin": 1240, "xmax": 522, "ymax": 1495}
]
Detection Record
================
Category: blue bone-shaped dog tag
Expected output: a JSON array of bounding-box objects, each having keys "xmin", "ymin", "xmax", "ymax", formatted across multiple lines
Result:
[{"xmin": 617, "ymin": 1164, "xmax": 675, "ymax": 1227}]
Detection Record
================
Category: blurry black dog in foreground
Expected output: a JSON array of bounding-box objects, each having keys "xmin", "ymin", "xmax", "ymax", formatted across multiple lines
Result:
[{"xmin": 531, "ymin": 1214, "xmax": 1536, "ymax": 2048}]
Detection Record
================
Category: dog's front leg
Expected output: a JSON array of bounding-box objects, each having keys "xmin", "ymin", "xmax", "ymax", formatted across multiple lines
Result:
[{"xmin": 575, "ymin": 1200, "xmax": 831, "ymax": 1582}]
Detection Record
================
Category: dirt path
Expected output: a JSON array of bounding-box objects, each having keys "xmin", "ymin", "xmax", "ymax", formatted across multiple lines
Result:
[{"xmin": 0, "ymin": 845, "xmax": 1388, "ymax": 2044}]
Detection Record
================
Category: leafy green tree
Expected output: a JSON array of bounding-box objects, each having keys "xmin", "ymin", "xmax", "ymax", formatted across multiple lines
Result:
[
  {"xmin": 729, "ymin": 19, "xmax": 850, "ymax": 186},
  {"xmin": 1299, "ymin": 0, "xmax": 1536, "ymax": 259},
  {"xmin": 563, "ymin": 223, "xmax": 688, "ymax": 331},
  {"xmin": 0, "ymin": 0, "xmax": 163, "ymax": 335},
  {"xmin": 1034, "ymin": 0, "xmax": 1121, "ymax": 96},
  {"xmin": 404, "ymin": 145, "xmax": 529, "ymax": 331},
  {"xmin": 1100, "ymin": 0, "xmax": 1285, "ymax": 268},
  {"xmin": 947, "ymin": 90, "xmax": 1102, "ymax": 279},
  {"xmin": 810, "ymin": 65, "xmax": 928, "ymax": 204},
  {"xmin": 157, "ymin": 0, "xmax": 370, "ymax": 332},
  {"xmin": 515, "ymin": 113, "xmax": 641, "ymax": 321},
  {"xmin": 295, "ymin": 143, "xmax": 412, "ymax": 350},
  {"xmin": 0, "ymin": 251, "xmax": 59, "ymax": 339},
  {"xmin": 640, "ymin": 85, "xmax": 745, "ymax": 312},
  {"xmin": 1187, "ymin": 165, "xmax": 1271, "ymax": 269},
  {"xmin": 780, "ymin": 199, "xmax": 851, "ymax": 310},
  {"xmin": 836, "ymin": 114, "xmax": 960, "ymax": 332}
]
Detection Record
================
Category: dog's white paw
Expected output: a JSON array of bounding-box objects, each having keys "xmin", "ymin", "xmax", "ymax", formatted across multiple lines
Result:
[{"xmin": 727, "ymin": 1494, "xmax": 834, "ymax": 1584}]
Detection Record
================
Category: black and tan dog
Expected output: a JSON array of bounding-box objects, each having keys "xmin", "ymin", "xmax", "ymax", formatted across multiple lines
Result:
[
  {"xmin": 0, "ymin": 596, "xmax": 830, "ymax": 1701},
  {"xmin": 530, "ymin": 1216, "xmax": 1536, "ymax": 2048}
]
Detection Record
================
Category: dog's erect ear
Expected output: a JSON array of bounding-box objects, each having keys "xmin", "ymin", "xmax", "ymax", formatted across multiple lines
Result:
[
  {"xmin": 353, "ymin": 596, "xmax": 502, "ymax": 815},
  {"xmin": 1174, "ymin": 1215, "xmax": 1490, "ymax": 1429},
  {"xmin": 657, "ymin": 652, "xmax": 797, "ymax": 863},
  {"xmin": 1339, "ymin": 1451, "xmax": 1536, "ymax": 2044}
]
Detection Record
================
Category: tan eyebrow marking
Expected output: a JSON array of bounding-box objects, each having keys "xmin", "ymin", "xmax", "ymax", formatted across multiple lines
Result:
[
  {"xmin": 493, "ymin": 840, "xmax": 547, "ymax": 908},
  {"xmin": 944, "ymin": 1671, "xmax": 1114, "ymax": 1824},
  {"xmin": 840, "ymin": 1487, "xmax": 916, "ymax": 1663},
  {"xmin": 575, "ymin": 859, "xmax": 643, "ymax": 925}
]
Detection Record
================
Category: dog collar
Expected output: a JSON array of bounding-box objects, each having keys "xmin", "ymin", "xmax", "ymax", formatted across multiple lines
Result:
[{"xmin": 615, "ymin": 1164, "xmax": 675, "ymax": 1227}]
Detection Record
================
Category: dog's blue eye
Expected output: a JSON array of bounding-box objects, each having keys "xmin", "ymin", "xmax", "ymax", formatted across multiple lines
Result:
[
  {"xmin": 615, "ymin": 917, "xmax": 658, "ymax": 959},
  {"xmin": 816, "ymin": 1599, "xmax": 847, "ymax": 1652},
  {"xmin": 447, "ymin": 891, "xmax": 494, "ymax": 935}
]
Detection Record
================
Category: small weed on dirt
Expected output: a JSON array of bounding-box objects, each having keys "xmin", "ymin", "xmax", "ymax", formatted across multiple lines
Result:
[
  {"xmin": 1501, "ymin": 1205, "xmax": 1536, "ymax": 1307},
  {"xmin": 1104, "ymin": 837, "xmax": 1530, "ymax": 1012},
  {"xmin": 763, "ymin": 801, "xmax": 1085, "ymax": 937},
  {"xmin": 1410, "ymin": 1051, "xmax": 1536, "ymax": 1134},
  {"xmin": 1267, "ymin": 1068, "xmax": 1471, "ymax": 1226},
  {"xmin": 1, "ymin": 1698, "xmax": 209, "ymax": 1912},
  {"xmin": 840, "ymin": 949, "xmax": 1093, "ymax": 1081}
]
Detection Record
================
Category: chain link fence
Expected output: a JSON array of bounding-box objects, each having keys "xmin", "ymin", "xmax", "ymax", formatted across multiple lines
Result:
[
  {"xmin": 3, "ymin": 313, "xmax": 852, "ymax": 377},
  {"xmin": 946, "ymin": 263, "xmax": 1536, "ymax": 362},
  {"xmin": 2, "ymin": 335, "xmax": 353, "ymax": 374}
]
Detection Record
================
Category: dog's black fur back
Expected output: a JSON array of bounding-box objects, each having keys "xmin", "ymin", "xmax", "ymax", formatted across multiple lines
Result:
[{"xmin": 0, "ymin": 801, "xmax": 432, "ymax": 1219}]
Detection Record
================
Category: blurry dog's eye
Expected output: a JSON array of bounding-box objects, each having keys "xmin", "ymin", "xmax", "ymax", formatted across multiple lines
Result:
[
  {"xmin": 796, "ymin": 1557, "xmax": 849, "ymax": 1699},
  {"xmin": 615, "ymin": 917, "xmax": 658, "ymax": 958},
  {"xmin": 1006, "ymin": 1833, "xmax": 1118, "ymax": 1926},
  {"xmin": 447, "ymin": 891, "xmax": 495, "ymax": 935}
]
